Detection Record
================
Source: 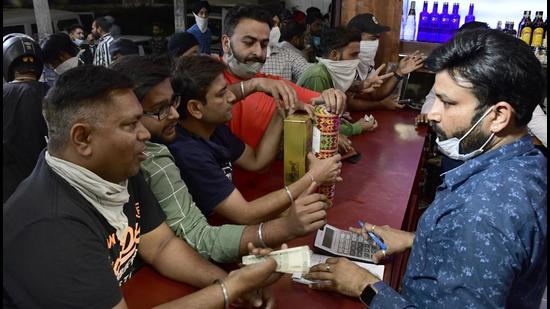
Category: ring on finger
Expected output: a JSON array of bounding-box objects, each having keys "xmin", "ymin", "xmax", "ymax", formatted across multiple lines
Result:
[
  {"xmin": 381, "ymin": 249, "xmax": 387, "ymax": 258},
  {"xmin": 325, "ymin": 265, "xmax": 331, "ymax": 272},
  {"xmin": 371, "ymin": 225, "xmax": 376, "ymax": 233}
]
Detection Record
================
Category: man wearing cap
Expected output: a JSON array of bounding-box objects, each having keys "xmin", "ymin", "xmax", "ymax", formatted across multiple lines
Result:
[
  {"xmin": 187, "ymin": 0, "xmax": 212, "ymax": 55},
  {"xmin": 346, "ymin": 13, "xmax": 424, "ymax": 111}
]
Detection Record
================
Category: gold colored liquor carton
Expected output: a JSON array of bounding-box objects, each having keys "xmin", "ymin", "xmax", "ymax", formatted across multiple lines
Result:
[{"xmin": 283, "ymin": 113, "xmax": 312, "ymax": 186}]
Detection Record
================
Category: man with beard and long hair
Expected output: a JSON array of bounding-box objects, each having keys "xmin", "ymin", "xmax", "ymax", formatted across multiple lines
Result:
[{"xmin": 304, "ymin": 29, "xmax": 547, "ymax": 308}]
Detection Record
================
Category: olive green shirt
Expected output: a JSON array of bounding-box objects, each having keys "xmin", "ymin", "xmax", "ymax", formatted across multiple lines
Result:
[{"xmin": 140, "ymin": 141, "xmax": 245, "ymax": 263}]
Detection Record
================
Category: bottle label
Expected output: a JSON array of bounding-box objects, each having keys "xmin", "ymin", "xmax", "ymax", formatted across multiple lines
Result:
[
  {"xmin": 520, "ymin": 27, "xmax": 532, "ymax": 44},
  {"xmin": 531, "ymin": 28, "xmax": 544, "ymax": 47}
]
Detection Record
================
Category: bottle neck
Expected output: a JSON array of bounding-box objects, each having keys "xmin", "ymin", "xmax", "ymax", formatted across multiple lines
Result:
[
  {"xmin": 468, "ymin": 5, "xmax": 474, "ymax": 15},
  {"xmin": 432, "ymin": 4, "xmax": 438, "ymax": 13}
]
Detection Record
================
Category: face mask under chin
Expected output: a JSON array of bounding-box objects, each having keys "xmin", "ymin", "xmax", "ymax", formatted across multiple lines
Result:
[{"xmin": 224, "ymin": 43, "xmax": 264, "ymax": 79}]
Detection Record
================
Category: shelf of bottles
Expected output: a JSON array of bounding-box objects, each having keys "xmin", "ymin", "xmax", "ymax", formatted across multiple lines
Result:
[{"xmin": 401, "ymin": 1, "xmax": 547, "ymax": 65}]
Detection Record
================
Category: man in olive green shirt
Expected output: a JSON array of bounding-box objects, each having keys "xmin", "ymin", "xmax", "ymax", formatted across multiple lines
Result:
[{"xmin": 111, "ymin": 55, "xmax": 333, "ymax": 263}]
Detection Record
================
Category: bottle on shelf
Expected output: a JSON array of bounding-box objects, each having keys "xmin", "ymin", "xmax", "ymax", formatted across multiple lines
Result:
[
  {"xmin": 531, "ymin": 11, "xmax": 545, "ymax": 48},
  {"xmin": 519, "ymin": 11, "xmax": 533, "ymax": 45},
  {"xmin": 449, "ymin": 3, "xmax": 461, "ymax": 37},
  {"xmin": 400, "ymin": 0, "xmax": 410, "ymax": 40},
  {"xmin": 403, "ymin": 0, "xmax": 417, "ymax": 40},
  {"xmin": 496, "ymin": 21, "xmax": 502, "ymax": 31},
  {"xmin": 439, "ymin": 2, "xmax": 451, "ymax": 42},
  {"xmin": 464, "ymin": 3, "xmax": 475, "ymax": 24},
  {"xmin": 428, "ymin": 1, "xmax": 440, "ymax": 42},
  {"xmin": 508, "ymin": 21, "xmax": 517, "ymax": 37},
  {"xmin": 417, "ymin": 1, "xmax": 430, "ymax": 42},
  {"xmin": 502, "ymin": 21, "xmax": 510, "ymax": 35},
  {"xmin": 518, "ymin": 11, "xmax": 530, "ymax": 38}
]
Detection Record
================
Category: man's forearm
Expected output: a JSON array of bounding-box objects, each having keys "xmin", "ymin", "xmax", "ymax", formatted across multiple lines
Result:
[
  {"xmin": 250, "ymin": 111, "xmax": 283, "ymax": 171},
  {"xmin": 152, "ymin": 236, "xmax": 228, "ymax": 288},
  {"xmin": 371, "ymin": 75, "xmax": 399, "ymax": 100}
]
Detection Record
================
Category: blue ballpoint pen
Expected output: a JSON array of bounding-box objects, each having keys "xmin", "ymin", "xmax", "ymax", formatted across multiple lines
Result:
[{"xmin": 357, "ymin": 220, "xmax": 387, "ymax": 251}]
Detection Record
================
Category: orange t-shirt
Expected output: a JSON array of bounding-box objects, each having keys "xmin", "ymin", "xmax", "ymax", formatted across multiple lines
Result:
[{"xmin": 224, "ymin": 70, "xmax": 320, "ymax": 148}]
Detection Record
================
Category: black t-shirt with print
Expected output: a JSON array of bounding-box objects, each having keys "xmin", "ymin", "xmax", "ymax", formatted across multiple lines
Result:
[{"xmin": 3, "ymin": 153, "xmax": 166, "ymax": 308}]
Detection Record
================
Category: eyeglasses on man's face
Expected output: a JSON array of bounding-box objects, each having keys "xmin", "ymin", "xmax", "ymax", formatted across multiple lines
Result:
[{"xmin": 143, "ymin": 94, "xmax": 181, "ymax": 121}]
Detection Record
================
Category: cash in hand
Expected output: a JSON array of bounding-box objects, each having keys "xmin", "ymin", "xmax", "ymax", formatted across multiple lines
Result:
[{"xmin": 242, "ymin": 245, "xmax": 312, "ymax": 274}]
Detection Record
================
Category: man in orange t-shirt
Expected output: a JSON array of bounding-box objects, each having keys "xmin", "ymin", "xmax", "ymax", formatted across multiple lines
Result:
[{"xmin": 220, "ymin": 5, "xmax": 346, "ymax": 149}]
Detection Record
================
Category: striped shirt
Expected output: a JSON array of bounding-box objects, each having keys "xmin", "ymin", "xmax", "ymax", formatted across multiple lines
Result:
[
  {"xmin": 93, "ymin": 33, "xmax": 114, "ymax": 67},
  {"xmin": 140, "ymin": 141, "xmax": 245, "ymax": 263}
]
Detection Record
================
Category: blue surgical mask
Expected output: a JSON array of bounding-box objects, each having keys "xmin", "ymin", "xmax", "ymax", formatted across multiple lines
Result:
[
  {"xmin": 312, "ymin": 36, "xmax": 321, "ymax": 47},
  {"xmin": 435, "ymin": 107, "xmax": 495, "ymax": 161}
]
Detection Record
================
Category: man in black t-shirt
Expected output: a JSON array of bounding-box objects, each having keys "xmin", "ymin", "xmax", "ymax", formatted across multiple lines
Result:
[
  {"xmin": 3, "ymin": 65, "xmax": 279, "ymax": 308},
  {"xmin": 3, "ymin": 34, "xmax": 49, "ymax": 202}
]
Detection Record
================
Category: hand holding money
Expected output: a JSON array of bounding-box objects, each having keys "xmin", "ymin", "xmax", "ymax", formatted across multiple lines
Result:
[{"xmin": 242, "ymin": 246, "xmax": 312, "ymax": 274}]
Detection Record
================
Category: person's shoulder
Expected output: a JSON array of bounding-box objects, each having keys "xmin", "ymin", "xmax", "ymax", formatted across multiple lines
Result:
[{"xmin": 301, "ymin": 62, "xmax": 327, "ymax": 76}]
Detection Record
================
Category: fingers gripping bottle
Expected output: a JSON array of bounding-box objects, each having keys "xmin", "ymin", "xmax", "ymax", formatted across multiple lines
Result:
[{"xmin": 312, "ymin": 104, "xmax": 340, "ymax": 207}]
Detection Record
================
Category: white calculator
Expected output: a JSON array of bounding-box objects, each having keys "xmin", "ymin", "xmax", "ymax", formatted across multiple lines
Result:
[{"xmin": 314, "ymin": 224, "xmax": 378, "ymax": 263}]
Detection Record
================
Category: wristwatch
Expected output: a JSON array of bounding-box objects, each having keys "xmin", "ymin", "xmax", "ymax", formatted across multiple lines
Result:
[
  {"xmin": 359, "ymin": 283, "xmax": 378, "ymax": 307},
  {"xmin": 393, "ymin": 72, "xmax": 405, "ymax": 81}
]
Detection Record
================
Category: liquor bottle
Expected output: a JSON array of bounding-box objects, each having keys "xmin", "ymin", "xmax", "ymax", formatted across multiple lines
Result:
[
  {"xmin": 439, "ymin": 2, "xmax": 451, "ymax": 43},
  {"xmin": 401, "ymin": 0, "xmax": 410, "ymax": 40},
  {"xmin": 496, "ymin": 21, "xmax": 502, "ymax": 30},
  {"xmin": 428, "ymin": 1, "xmax": 440, "ymax": 42},
  {"xmin": 502, "ymin": 21, "xmax": 510, "ymax": 35},
  {"xmin": 464, "ymin": 3, "xmax": 475, "ymax": 24},
  {"xmin": 518, "ymin": 11, "xmax": 530, "ymax": 38},
  {"xmin": 449, "ymin": 3, "xmax": 461, "ymax": 36},
  {"xmin": 519, "ymin": 11, "xmax": 533, "ymax": 45},
  {"xmin": 417, "ymin": 1, "xmax": 430, "ymax": 42},
  {"xmin": 508, "ymin": 22, "xmax": 517, "ymax": 37},
  {"xmin": 531, "ymin": 11, "xmax": 545, "ymax": 48},
  {"xmin": 403, "ymin": 1, "xmax": 417, "ymax": 40}
]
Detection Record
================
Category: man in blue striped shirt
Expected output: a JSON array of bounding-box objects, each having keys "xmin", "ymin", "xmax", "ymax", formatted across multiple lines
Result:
[{"xmin": 91, "ymin": 17, "xmax": 114, "ymax": 67}]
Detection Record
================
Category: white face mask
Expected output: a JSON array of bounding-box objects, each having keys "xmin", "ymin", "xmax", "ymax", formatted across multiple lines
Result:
[
  {"xmin": 357, "ymin": 40, "xmax": 379, "ymax": 80},
  {"xmin": 436, "ymin": 107, "xmax": 495, "ymax": 161},
  {"xmin": 317, "ymin": 57, "xmax": 360, "ymax": 92},
  {"xmin": 54, "ymin": 57, "xmax": 79, "ymax": 75},
  {"xmin": 73, "ymin": 38, "xmax": 83, "ymax": 46},
  {"xmin": 224, "ymin": 43, "xmax": 263, "ymax": 79},
  {"xmin": 194, "ymin": 13, "xmax": 209, "ymax": 33},
  {"xmin": 269, "ymin": 26, "xmax": 281, "ymax": 47}
]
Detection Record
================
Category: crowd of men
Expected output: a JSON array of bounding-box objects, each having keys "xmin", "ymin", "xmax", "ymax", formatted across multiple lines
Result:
[{"xmin": 3, "ymin": 1, "xmax": 547, "ymax": 308}]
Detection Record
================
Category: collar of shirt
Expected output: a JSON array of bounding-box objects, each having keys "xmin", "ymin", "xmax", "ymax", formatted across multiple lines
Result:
[
  {"xmin": 441, "ymin": 135, "xmax": 536, "ymax": 189},
  {"xmin": 99, "ymin": 33, "xmax": 112, "ymax": 41}
]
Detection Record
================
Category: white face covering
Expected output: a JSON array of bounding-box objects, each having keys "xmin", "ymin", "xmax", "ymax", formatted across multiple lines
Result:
[
  {"xmin": 54, "ymin": 57, "xmax": 79, "ymax": 75},
  {"xmin": 357, "ymin": 40, "xmax": 379, "ymax": 80},
  {"xmin": 73, "ymin": 38, "xmax": 84, "ymax": 46},
  {"xmin": 194, "ymin": 13, "xmax": 209, "ymax": 33},
  {"xmin": 317, "ymin": 57, "xmax": 360, "ymax": 92},
  {"xmin": 436, "ymin": 107, "xmax": 495, "ymax": 161},
  {"xmin": 267, "ymin": 26, "xmax": 281, "ymax": 57},
  {"xmin": 224, "ymin": 43, "xmax": 264, "ymax": 79}
]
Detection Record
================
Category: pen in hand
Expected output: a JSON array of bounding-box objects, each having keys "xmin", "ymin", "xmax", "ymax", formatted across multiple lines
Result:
[{"xmin": 357, "ymin": 220, "xmax": 387, "ymax": 251}]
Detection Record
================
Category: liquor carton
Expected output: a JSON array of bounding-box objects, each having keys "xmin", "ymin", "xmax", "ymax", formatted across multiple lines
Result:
[{"xmin": 284, "ymin": 114, "xmax": 312, "ymax": 186}]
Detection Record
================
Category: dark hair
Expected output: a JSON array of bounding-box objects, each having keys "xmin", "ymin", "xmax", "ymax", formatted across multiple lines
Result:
[
  {"xmin": 167, "ymin": 31, "xmax": 199, "ymax": 58},
  {"xmin": 40, "ymin": 33, "xmax": 79, "ymax": 65},
  {"xmin": 320, "ymin": 27, "xmax": 361, "ymax": 58},
  {"xmin": 110, "ymin": 55, "xmax": 171, "ymax": 102},
  {"xmin": 171, "ymin": 55, "xmax": 226, "ymax": 119},
  {"xmin": 223, "ymin": 5, "xmax": 272, "ymax": 36},
  {"xmin": 42, "ymin": 65, "xmax": 133, "ymax": 151},
  {"xmin": 280, "ymin": 20, "xmax": 306, "ymax": 42},
  {"xmin": 305, "ymin": 11, "xmax": 323, "ymax": 25},
  {"xmin": 68, "ymin": 24, "xmax": 84, "ymax": 33},
  {"xmin": 191, "ymin": 0, "xmax": 210, "ymax": 15},
  {"xmin": 458, "ymin": 21, "xmax": 490, "ymax": 33},
  {"xmin": 306, "ymin": 7, "xmax": 322, "ymax": 16},
  {"xmin": 425, "ymin": 29, "xmax": 546, "ymax": 126},
  {"xmin": 93, "ymin": 17, "xmax": 112, "ymax": 33},
  {"xmin": 109, "ymin": 38, "xmax": 139, "ymax": 59}
]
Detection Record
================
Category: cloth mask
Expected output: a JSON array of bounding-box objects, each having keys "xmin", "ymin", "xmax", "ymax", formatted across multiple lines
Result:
[
  {"xmin": 73, "ymin": 38, "xmax": 83, "ymax": 46},
  {"xmin": 194, "ymin": 13, "xmax": 209, "ymax": 33},
  {"xmin": 267, "ymin": 26, "xmax": 281, "ymax": 57},
  {"xmin": 54, "ymin": 56, "xmax": 79, "ymax": 75},
  {"xmin": 436, "ymin": 107, "xmax": 495, "ymax": 161},
  {"xmin": 45, "ymin": 151, "xmax": 130, "ymax": 240},
  {"xmin": 317, "ymin": 57, "xmax": 360, "ymax": 92},
  {"xmin": 357, "ymin": 40, "xmax": 379, "ymax": 80},
  {"xmin": 224, "ymin": 43, "xmax": 263, "ymax": 79},
  {"xmin": 312, "ymin": 36, "xmax": 321, "ymax": 48}
]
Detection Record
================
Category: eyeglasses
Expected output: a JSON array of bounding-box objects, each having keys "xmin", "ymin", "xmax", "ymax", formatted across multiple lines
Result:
[{"xmin": 143, "ymin": 94, "xmax": 181, "ymax": 121}]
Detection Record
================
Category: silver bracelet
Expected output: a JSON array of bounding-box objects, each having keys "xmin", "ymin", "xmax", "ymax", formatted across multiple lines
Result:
[
  {"xmin": 214, "ymin": 279, "xmax": 229, "ymax": 309},
  {"xmin": 240, "ymin": 81, "xmax": 245, "ymax": 98},
  {"xmin": 258, "ymin": 222, "xmax": 268, "ymax": 248},
  {"xmin": 284, "ymin": 185, "xmax": 294, "ymax": 204}
]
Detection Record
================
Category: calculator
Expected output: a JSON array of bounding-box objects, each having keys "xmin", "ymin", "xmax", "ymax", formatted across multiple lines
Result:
[{"xmin": 314, "ymin": 224, "xmax": 378, "ymax": 263}]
